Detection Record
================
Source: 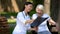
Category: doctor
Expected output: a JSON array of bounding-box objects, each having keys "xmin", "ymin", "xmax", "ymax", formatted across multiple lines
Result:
[
  {"xmin": 12, "ymin": 2, "xmax": 33, "ymax": 34},
  {"xmin": 32, "ymin": 4, "xmax": 56, "ymax": 34}
]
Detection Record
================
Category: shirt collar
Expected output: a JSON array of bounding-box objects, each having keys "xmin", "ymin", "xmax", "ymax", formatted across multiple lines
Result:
[
  {"xmin": 23, "ymin": 11, "xmax": 30, "ymax": 19},
  {"xmin": 23, "ymin": 11, "xmax": 26, "ymax": 16},
  {"xmin": 23, "ymin": 11, "xmax": 29, "ymax": 17}
]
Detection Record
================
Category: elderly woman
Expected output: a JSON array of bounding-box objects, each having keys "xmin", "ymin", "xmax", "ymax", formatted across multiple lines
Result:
[{"xmin": 32, "ymin": 4, "xmax": 56, "ymax": 34}]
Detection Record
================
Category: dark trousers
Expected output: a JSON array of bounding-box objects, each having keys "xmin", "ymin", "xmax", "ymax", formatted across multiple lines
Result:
[
  {"xmin": 30, "ymin": 30, "xmax": 37, "ymax": 34},
  {"xmin": 51, "ymin": 32, "xmax": 58, "ymax": 34}
]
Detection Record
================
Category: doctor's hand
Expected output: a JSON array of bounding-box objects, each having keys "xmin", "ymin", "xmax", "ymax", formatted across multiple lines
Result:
[{"xmin": 25, "ymin": 20, "xmax": 34, "ymax": 24}]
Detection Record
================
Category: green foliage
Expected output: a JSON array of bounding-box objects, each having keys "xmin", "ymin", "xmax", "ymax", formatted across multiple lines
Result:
[
  {"xmin": 0, "ymin": 12, "xmax": 18, "ymax": 18},
  {"xmin": 9, "ymin": 25, "xmax": 15, "ymax": 34},
  {"xmin": 29, "ymin": 10, "xmax": 36, "ymax": 16},
  {"xmin": 7, "ymin": 18, "xmax": 16, "ymax": 24},
  {"xmin": 32, "ymin": 0, "xmax": 44, "ymax": 9}
]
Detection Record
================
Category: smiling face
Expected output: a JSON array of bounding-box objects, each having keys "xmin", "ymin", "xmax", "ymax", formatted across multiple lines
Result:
[
  {"xmin": 25, "ymin": 4, "xmax": 33, "ymax": 12},
  {"xmin": 36, "ymin": 8, "xmax": 43, "ymax": 14},
  {"xmin": 36, "ymin": 5, "xmax": 44, "ymax": 16}
]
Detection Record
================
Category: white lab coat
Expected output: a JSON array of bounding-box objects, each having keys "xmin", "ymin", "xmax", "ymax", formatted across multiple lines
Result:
[{"xmin": 12, "ymin": 11, "xmax": 30, "ymax": 34}]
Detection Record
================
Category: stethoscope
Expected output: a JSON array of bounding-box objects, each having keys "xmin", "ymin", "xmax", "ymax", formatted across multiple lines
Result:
[
  {"xmin": 22, "ymin": 11, "xmax": 25, "ymax": 19},
  {"xmin": 22, "ymin": 11, "xmax": 30, "ymax": 20}
]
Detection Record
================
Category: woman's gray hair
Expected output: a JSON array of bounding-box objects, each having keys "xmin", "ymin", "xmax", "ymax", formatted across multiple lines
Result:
[{"xmin": 36, "ymin": 4, "xmax": 44, "ymax": 10}]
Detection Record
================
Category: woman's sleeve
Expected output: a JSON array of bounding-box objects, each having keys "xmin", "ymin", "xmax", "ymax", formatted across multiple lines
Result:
[
  {"xmin": 43, "ymin": 14, "xmax": 51, "ymax": 20},
  {"xmin": 17, "ymin": 13, "xmax": 26, "ymax": 24},
  {"xmin": 46, "ymin": 14, "xmax": 51, "ymax": 20},
  {"xmin": 32, "ymin": 14, "xmax": 37, "ymax": 20}
]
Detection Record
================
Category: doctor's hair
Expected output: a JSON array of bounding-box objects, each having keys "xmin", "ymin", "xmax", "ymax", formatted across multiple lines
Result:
[
  {"xmin": 22, "ymin": 2, "xmax": 33, "ymax": 11},
  {"xmin": 24, "ymin": 2, "xmax": 33, "ymax": 5}
]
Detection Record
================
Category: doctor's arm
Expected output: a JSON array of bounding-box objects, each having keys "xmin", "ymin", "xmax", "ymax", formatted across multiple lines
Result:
[{"xmin": 17, "ymin": 13, "xmax": 33, "ymax": 25}]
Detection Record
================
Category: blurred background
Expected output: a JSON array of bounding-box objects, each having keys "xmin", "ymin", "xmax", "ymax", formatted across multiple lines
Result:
[{"xmin": 0, "ymin": 0, "xmax": 60, "ymax": 34}]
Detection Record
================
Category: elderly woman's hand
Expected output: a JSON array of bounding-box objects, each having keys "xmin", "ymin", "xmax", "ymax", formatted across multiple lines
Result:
[
  {"xmin": 30, "ymin": 27, "xmax": 38, "ymax": 32},
  {"xmin": 49, "ymin": 19, "xmax": 56, "ymax": 25}
]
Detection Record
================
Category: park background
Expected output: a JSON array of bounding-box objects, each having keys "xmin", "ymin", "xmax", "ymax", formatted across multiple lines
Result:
[{"xmin": 0, "ymin": 0, "xmax": 60, "ymax": 34}]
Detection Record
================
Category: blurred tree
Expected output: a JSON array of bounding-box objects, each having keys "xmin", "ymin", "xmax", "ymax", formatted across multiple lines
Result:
[
  {"xmin": 50, "ymin": 0, "xmax": 60, "ymax": 32},
  {"xmin": 0, "ymin": 0, "xmax": 8, "ymax": 12},
  {"xmin": 0, "ymin": 0, "xmax": 16, "ymax": 12},
  {"xmin": 50, "ymin": 0, "xmax": 59, "ymax": 22},
  {"xmin": 57, "ymin": 0, "xmax": 60, "ymax": 31},
  {"xmin": 44, "ymin": 0, "xmax": 50, "ymax": 15},
  {"xmin": 11, "ymin": 0, "xmax": 19, "ymax": 12},
  {"xmin": 0, "ymin": 0, "xmax": 27, "ymax": 12},
  {"xmin": 0, "ymin": 0, "xmax": 4, "ymax": 11}
]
